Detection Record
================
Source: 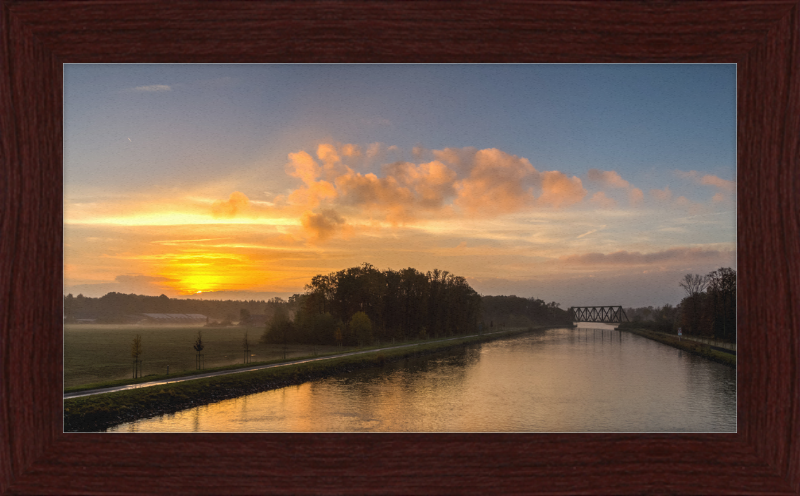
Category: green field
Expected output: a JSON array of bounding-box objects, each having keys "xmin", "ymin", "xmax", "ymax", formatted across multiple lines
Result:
[{"xmin": 64, "ymin": 324, "xmax": 353, "ymax": 389}]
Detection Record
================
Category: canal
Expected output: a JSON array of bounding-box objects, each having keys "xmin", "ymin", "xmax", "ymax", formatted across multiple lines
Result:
[{"xmin": 108, "ymin": 324, "xmax": 736, "ymax": 433}]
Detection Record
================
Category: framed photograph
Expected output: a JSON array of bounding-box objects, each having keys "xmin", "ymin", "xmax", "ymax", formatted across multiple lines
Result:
[{"xmin": 2, "ymin": 1, "xmax": 799, "ymax": 494}]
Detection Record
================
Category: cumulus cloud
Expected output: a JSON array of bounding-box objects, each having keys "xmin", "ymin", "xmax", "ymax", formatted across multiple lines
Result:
[
  {"xmin": 560, "ymin": 247, "xmax": 730, "ymax": 266},
  {"xmin": 589, "ymin": 191, "xmax": 616, "ymax": 208},
  {"xmin": 301, "ymin": 209, "xmax": 346, "ymax": 241},
  {"xmin": 454, "ymin": 148, "xmax": 540, "ymax": 215},
  {"xmin": 537, "ymin": 171, "xmax": 587, "ymax": 208},
  {"xmin": 211, "ymin": 191, "xmax": 250, "ymax": 218},
  {"xmin": 677, "ymin": 170, "xmax": 735, "ymax": 203},
  {"xmin": 285, "ymin": 151, "xmax": 337, "ymax": 207},
  {"xmin": 334, "ymin": 169, "xmax": 416, "ymax": 222},
  {"xmin": 678, "ymin": 170, "xmax": 735, "ymax": 191},
  {"xmin": 432, "ymin": 147, "xmax": 480, "ymax": 175},
  {"xmin": 587, "ymin": 169, "xmax": 643, "ymax": 207},
  {"xmin": 286, "ymin": 150, "xmax": 321, "ymax": 185},
  {"xmin": 650, "ymin": 186, "xmax": 673, "ymax": 202},
  {"xmin": 587, "ymin": 169, "xmax": 630, "ymax": 189},
  {"xmin": 340, "ymin": 143, "xmax": 361, "ymax": 158},
  {"xmin": 628, "ymin": 188, "xmax": 644, "ymax": 206},
  {"xmin": 280, "ymin": 144, "xmax": 591, "ymax": 232},
  {"xmin": 384, "ymin": 160, "xmax": 458, "ymax": 209}
]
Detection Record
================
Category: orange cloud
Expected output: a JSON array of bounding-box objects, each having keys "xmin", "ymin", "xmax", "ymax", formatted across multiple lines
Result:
[
  {"xmin": 301, "ymin": 209, "xmax": 346, "ymax": 241},
  {"xmin": 334, "ymin": 169, "xmax": 416, "ymax": 222},
  {"xmin": 700, "ymin": 175, "xmax": 735, "ymax": 192},
  {"xmin": 384, "ymin": 160, "xmax": 457, "ymax": 209},
  {"xmin": 537, "ymin": 171, "xmax": 587, "ymax": 208},
  {"xmin": 340, "ymin": 143, "xmax": 361, "ymax": 158},
  {"xmin": 677, "ymin": 170, "xmax": 735, "ymax": 193},
  {"xmin": 432, "ymin": 146, "xmax": 479, "ymax": 175},
  {"xmin": 287, "ymin": 180, "xmax": 337, "ymax": 209},
  {"xmin": 211, "ymin": 191, "xmax": 249, "ymax": 218},
  {"xmin": 283, "ymin": 145, "xmax": 593, "ymax": 229},
  {"xmin": 454, "ymin": 148, "xmax": 539, "ymax": 215},
  {"xmin": 286, "ymin": 150, "xmax": 320, "ymax": 185},
  {"xmin": 589, "ymin": 191, "xmax": 616, "ymax": 208},
  {"xmin": 587, "ymin": 169, "xmax": 643, "ymax": 207},
  {"xmin": 628, "ymin": 188, "xmax": 644, "ymax": 206},
  {"xmin": 587, "ymin": 169, "xmax": 630, "ymax": 189},
  {"xmin": 650, "ymin": 186, "xmax": 672, "ymax": 202}
]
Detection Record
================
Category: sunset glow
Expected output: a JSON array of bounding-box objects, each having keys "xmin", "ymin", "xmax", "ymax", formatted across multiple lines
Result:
[{"xmin": 64, "ymin": 64, "xmax": 736, "ymax": 307}]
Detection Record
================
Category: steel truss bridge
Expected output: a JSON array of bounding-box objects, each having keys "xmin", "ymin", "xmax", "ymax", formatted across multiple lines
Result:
[{"xmin": 569, "ymin": 306, "xmax": 629, "ymax": 323}]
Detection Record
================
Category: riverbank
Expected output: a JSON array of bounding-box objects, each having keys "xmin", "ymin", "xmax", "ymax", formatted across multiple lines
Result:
[
  {"xmin": 619, "ymin": 327, "xmax": 736, "ymax": 368},
  {"xmin": 64, "ymin": 326, "xmax": 558, "ymax": 432}
]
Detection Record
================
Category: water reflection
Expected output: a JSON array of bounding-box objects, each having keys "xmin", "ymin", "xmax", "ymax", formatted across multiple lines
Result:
[{"xmin": 109, "ymin": 326, "xmax": 736, "ymax": 433}]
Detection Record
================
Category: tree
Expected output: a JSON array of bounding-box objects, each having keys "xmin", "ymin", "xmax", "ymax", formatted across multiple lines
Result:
[
  {"xmin": 679, "ymin": 274, "xmax": 708, "ymax": 335},
  {"xmin": 262, "ymin": 305, "xmax": 293, "ymax": 359},
  {"xmin": 130, "ymin": 334, "xmax": 143, "ymax": 379},
  {"xmin": 679, "ymin": 273, "xmax": 708, "ymax": 297},
  {"xmin": 242, "ymin": 331, "xmax": 251, "ymax": 364},
  {"xmin": 706, "ymin": 267, "xmax": 736, "ymax": 342},
  {"xmin": 350, "ymin": 311, "xmax": 372, "ymax": 347},
  {"xmin": 193, "ymin": 330, "xmax": 205, "ymax": 370}
]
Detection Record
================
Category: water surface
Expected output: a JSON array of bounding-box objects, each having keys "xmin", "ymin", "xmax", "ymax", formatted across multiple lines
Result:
[{"xmin": 109, "ymin": 325, "xmax": 736, "ymax": 433}]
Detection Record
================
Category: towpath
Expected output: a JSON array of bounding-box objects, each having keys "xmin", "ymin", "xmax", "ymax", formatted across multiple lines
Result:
[{"xmin": 64, "ymin": 330, "xmax": 513, "ymax": 400}]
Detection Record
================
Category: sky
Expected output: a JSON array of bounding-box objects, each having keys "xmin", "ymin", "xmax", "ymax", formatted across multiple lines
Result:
[{"xmin": 64, "ymin": 64, "xmax": 736, "ymax": 308}]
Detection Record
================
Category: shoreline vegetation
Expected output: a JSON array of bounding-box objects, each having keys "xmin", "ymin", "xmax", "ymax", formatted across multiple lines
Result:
[
  {"xmin": 618, "ymin": 325, "xmax": 736, "ymax": 368},
  {"xmin": 64, "ymin": 326, "xmax": 559, "ymax": 432}
]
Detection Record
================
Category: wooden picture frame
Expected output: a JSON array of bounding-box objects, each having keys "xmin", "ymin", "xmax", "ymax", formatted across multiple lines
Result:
[{"xmin": 1, "ymin": 1, "xmax": 798, "ymax": 494}]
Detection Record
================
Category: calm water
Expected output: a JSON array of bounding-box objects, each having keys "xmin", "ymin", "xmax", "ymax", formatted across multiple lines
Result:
[{"xmin": 109, "ymin": 324, "xmax": 736, "ymax": 433}]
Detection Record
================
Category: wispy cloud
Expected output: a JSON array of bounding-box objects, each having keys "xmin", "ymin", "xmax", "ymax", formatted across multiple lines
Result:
[
  {"xmin": 560, "ymin": 247, "xmax": 732, "ymax": 266},
  {"xmin": 677, "ymin": 170, "xmax": 735, "ymax": 194},
  {"xmin": 133, "ymin": 84, "xmax": 172, "ymax": 92},
  {"xmin": 587, "ymin": 169, "xmax": 643, "ymax": 207}
]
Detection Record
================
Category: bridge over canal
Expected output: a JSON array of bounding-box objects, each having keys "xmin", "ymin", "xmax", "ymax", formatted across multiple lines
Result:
[{"xmin": 569, "ymin": 306, "xmax": 629, "ymax": 324}]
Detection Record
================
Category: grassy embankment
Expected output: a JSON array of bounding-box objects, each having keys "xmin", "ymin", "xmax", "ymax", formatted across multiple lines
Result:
[
  {"xmin": 64, "ymin": 326, "xmax": 550, "ymax": 432},
  {"xmin": 618, "ymin": 325, "xmax": 736, "ymax": 368},
  {"xmin": 65, "ymin": 324, "xmax": 353, "ymax": 392}
]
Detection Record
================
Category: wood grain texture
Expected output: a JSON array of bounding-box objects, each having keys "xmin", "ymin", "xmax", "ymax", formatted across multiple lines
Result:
[{"xmin": 1, "ymin": 0, "xmax": 798, "ymax": 494}]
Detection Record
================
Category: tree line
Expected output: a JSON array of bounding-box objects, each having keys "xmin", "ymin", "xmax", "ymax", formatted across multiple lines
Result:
[
  {"xmin": 260, "ymin": 264, "xmax": 573, "ymax": 349},
  {"xmin": 63, "ymin": 292, "xmax": 270, "ymax": 323},
  {"xmin": 260, "ymin": 263, "xmax": 484, "ymax": 348},
  {"xmin": 481, "ymin": 295, "xmax": 571, "ymax": 328},
  {"xmin": 622, "ymin": 267, "xmax": 736, "ymax": 342}
]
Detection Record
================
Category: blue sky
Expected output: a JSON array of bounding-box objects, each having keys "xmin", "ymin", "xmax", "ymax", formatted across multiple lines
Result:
[{"xmin": 64, "ymin": 64, "xmax": 736, "ymax": 307}]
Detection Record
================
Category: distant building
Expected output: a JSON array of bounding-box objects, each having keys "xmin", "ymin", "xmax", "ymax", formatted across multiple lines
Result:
[{"xmin": 140, "ymin": 313, "xmax": 208, "ymax": 324}]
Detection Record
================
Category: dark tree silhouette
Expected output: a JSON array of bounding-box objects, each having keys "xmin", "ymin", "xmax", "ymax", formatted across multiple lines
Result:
[
  {"xmin": 242, "ymin": 331, "xmax": 251, "ymax": 364},
  {"xmin": 193, "ymin": 330, "xmax": 205, "ymax": 370},
  {"xmin": 679, "ymin": 273, "xmax": 708, "ymax": 335},
  {"xmin": 130, "ymin": 334, "xmax": 142, "ymax": 379}
]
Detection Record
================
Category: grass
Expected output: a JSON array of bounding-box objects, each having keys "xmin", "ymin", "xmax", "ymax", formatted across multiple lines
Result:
[
  {"xmin": 621, "ymin": 327, "xmax": 736, "ymax": 368},
  {"xmin": 64, "ymin": 324, "xmax": 525, "ymax": 393},
  {"xmin": 64, "ymin": 324, "xmax": 352, "ymax": 390},
  {"xmin": 64, "ymin": 326, "xmax": 549, "ymax": 432}
]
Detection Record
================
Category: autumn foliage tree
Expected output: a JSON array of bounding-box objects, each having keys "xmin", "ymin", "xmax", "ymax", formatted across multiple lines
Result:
[{"xmin": 349, "ymin": 311, "xmax": 373, "ymax": 347}]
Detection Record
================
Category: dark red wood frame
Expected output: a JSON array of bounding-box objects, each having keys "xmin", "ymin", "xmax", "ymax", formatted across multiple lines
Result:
[{"xmin": 1, "ymin": 1, "xmax": 798, "ymax": 494}]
